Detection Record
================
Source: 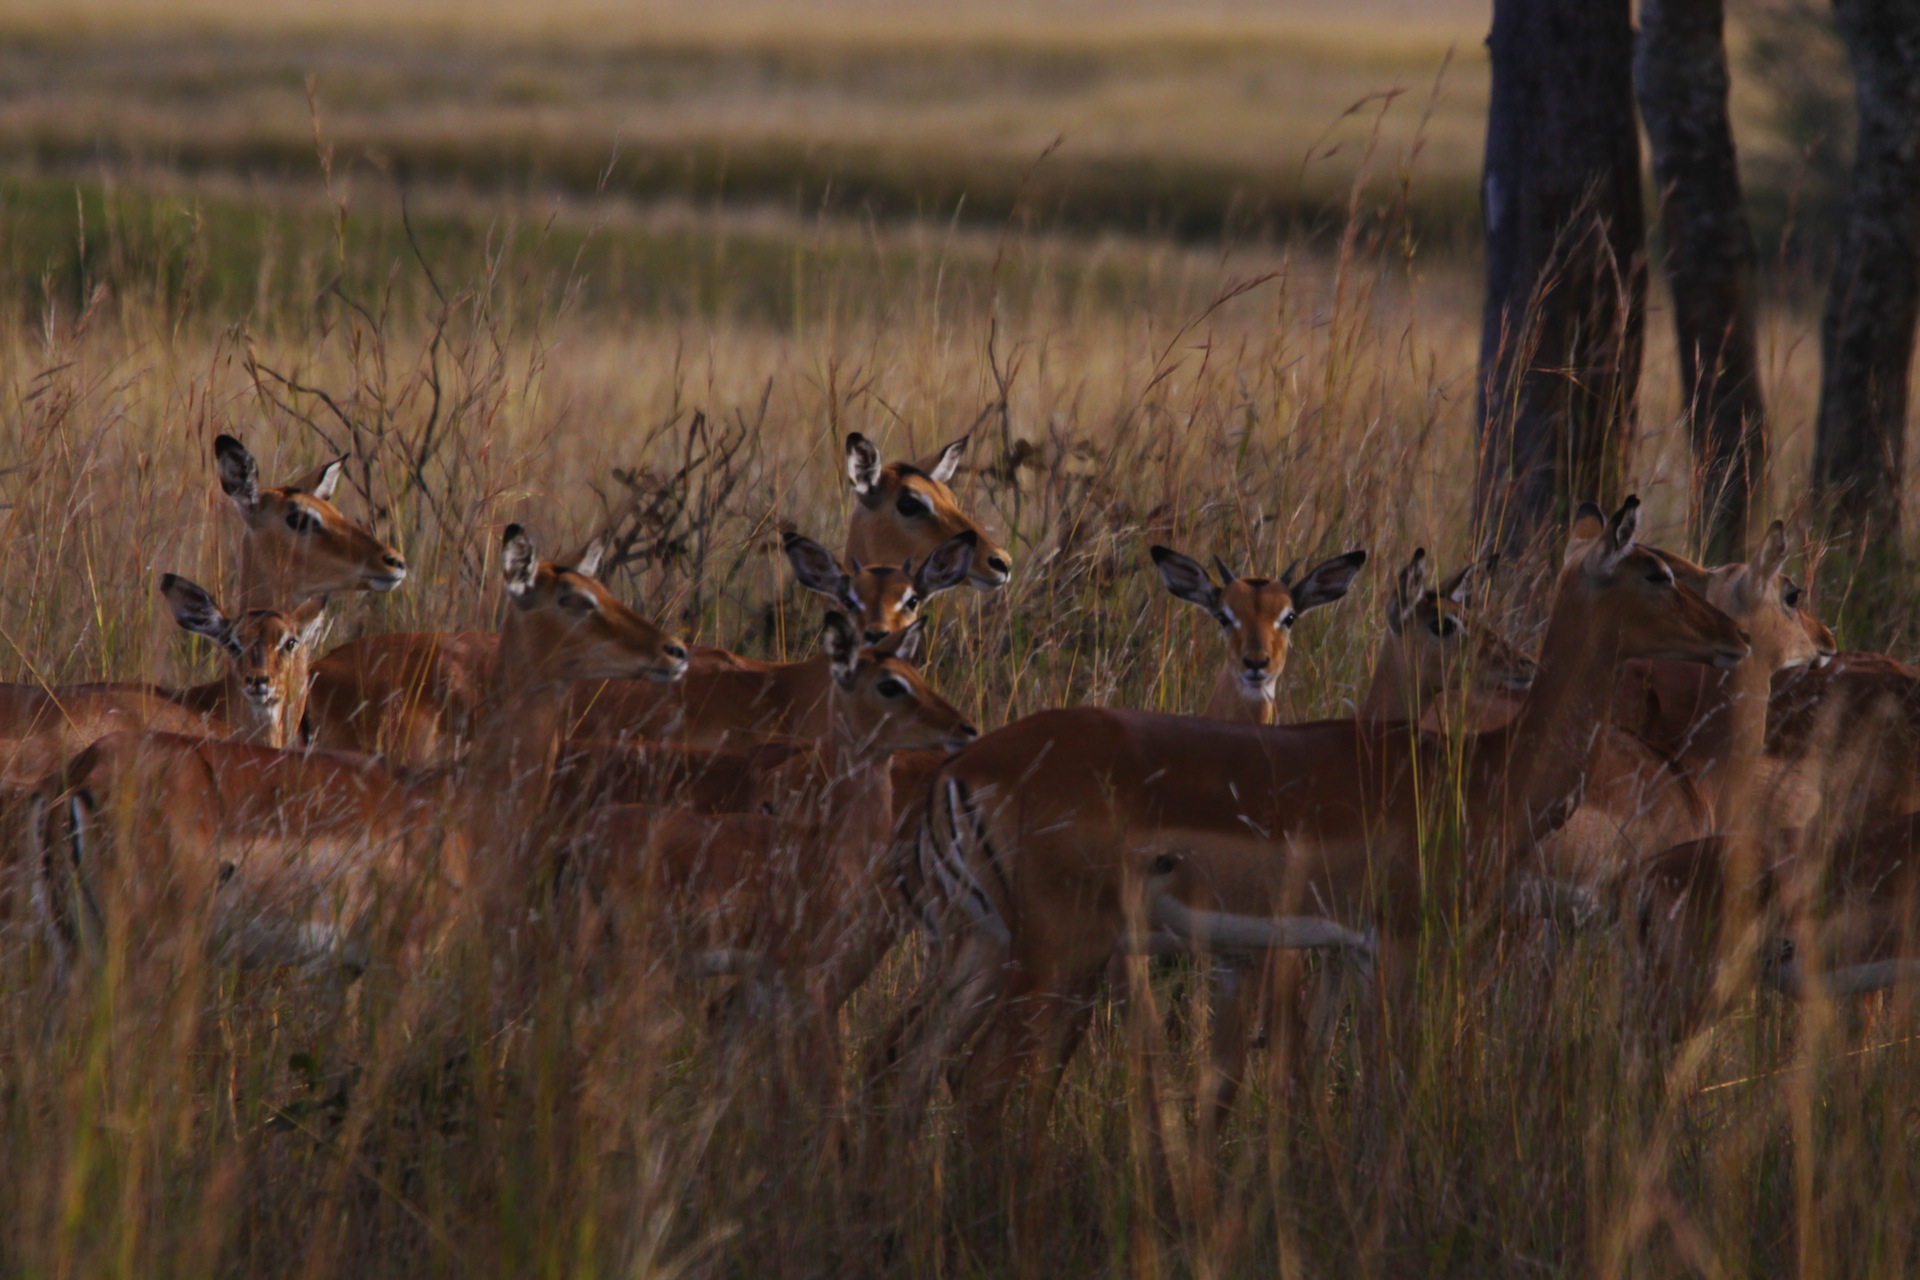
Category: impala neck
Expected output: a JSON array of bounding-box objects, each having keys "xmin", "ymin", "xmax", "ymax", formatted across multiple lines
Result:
[
  {"xmin": 1204, "ymin": 668, "xmax": 1276, "ymax": 725},
  {"xmin": 1714, "ymin": 645, "xmax": 1779, "ymax": 821},
  {"xmin": 1358, "ymin": 635, "xmax": 1416, "ymax": 723},
  {"xmin": 234, "ymin": 541, "xmax": 288, "ymax": 614},
  {"xmin": 463, "ymin": 627, "xmax": 569, "ymax": 837},
  {"xmin": 823, "ymin": 704, "xmax": 897, "ymax": 859},
  {"xmin": 1485, "ymin": 585, "xmax": 1619, "ymax": 856}
]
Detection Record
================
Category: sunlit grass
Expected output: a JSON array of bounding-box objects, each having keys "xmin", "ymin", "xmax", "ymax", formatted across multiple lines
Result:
[{"xmin": 1, "ymin": 116, "xmax": 1916, "ymax": 1278}]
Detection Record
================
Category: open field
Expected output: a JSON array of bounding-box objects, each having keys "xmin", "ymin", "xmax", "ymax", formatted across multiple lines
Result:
[
  {"xmin": 0, "ymin": 0, "xmax": 1809, "ymax": 246},
  {"xmin": 5, "ymin": 3, "xmax": 1920, "ymax": 1277},
  {"xmin": 5, "ymin": 151, "xmax": 1920, "ymax": 1277}
]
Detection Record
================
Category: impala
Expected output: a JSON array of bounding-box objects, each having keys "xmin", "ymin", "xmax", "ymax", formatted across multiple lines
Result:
[
  {"xmin": 844, "ymin": 433, "xmax": 1011, "ymax": 587},
  {"xmin": 35, "ymin": 524, "xmax": 687, "ymax": 978},
  {"xmin": 212, "ymin": 433, "xmax": 409, "ymax": 609},
  {"xmin": 1538, "ymin": 523, "xmax": 1834, "ymax": 887},
  {"xmin": 900, "ymin": 498, "xmax": 1748, "ymax": 1128},
  {"xmin": 1634, "ymin": 808, "xmax": 1920, "ymax": 1034},
  {"xmin": 566, "ymin": 528, "xmax": 980, "ymax": 749},
  {"xmin": 306, "ymin": 435, "xmax": 1005, "ymax": 764},
  {"xmin": 571, "ymin": 616, "xmax": 974, "ymax": 998},
  {"xmin": 0, "ymin": 436, "xmax": 402, "ymax": 786},
  {"xmin": 1150, "ymin": 544, "xmax": 1367, "ymax": 724},
  {"xmin": 0, "ymin": 579, "xmax": 324, "ymax": 926}
]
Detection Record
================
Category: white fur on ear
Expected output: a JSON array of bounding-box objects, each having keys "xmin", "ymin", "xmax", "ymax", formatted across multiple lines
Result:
[
  {"xmin": 503, "ymin": 525, "xmax": 539, "ymax": 600},
  {"xmin": 846, "ymin": 434, "xmax": 883, "ymax": 496},
  {"xmin": 927, "ymin": 437, "xmax": 967, "ymax": 485},
  {"xmin": 823, "ymin": 611, "xmax": 860, "ymax": 681},
  {"xmin": 310, "ymin": 458, "xmax": 344, "ymax": 502},
  {"xmin": 889, "ymin": 620, "xmax": 926, "ymax": 665},
  {"xmin": 291, "ymin": 598, "xmax": 330, "ymax": 648},
  {"xmin": 1591, "ymin": 496, "xmax": 1641, "ymax": 575},
  {"xmin": 574, "ymin": 536, "xmax": 607, "ymax": 581}
]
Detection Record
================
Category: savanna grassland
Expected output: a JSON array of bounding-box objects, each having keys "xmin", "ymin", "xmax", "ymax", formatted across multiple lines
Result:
[{"xmin": 4, "ymin": 2, "xmax": 1920, "ymax": 1277}]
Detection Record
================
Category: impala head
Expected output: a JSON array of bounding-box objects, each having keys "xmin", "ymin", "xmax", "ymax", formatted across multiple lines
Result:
[
  {"xmin": 215, "ymin": 434, "xmax": 408, "ymax": 599},
  {"xmin": 498, "ymin": 525, "xmax": 689, "ymax": 687},
  {"xmin": 821, "ymin": 612, "xmax": 977, "ymax": 756},
  {"xmin": 1563, "ymin": 497, "xmax": 1750, "ymax": 668},
  {"xmin": 160, "ymin": 573, "xmax": 327, "ymax": 745},
  {"xmin": 785, "ymin": 528, "xmax": 977, "ymax": 643},
  {"xmin": 1385, "ymin": 548, "xmax": 1538, "ymax": 704},
  {"xmin": 1670, "ymin": 521, "xmax": 1836, "ymax": 675},
  {"xmin": 1151, "ymin": 543, "xmax": 1368, "ymax": 706},
  {"xmin": 844, "ymin": 433, "xmax": 1011, "ymax": 588}
]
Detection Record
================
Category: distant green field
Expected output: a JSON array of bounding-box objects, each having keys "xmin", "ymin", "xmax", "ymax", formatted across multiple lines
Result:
[{"xmin": 0, "ymin": 0, "xmax": 1811, "ymax": 248}]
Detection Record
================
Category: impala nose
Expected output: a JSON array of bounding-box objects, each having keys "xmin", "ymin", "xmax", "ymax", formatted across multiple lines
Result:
[
  {"xmin": 865, "ymin": 629, "xmax": 889, "ymax": 644},
  {"xmin": 243, "ymin": 675, "xmax": 276, "ymax": 702},
  {"xmin": 1243, "ymin": 656, "xmax": 1270, "ymax": 673}
]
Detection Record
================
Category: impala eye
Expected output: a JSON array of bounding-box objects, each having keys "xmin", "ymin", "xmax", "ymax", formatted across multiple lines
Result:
[
  {"xmin": 1646, "ymin": 569, "xmax": 1673, "ymax": 587},
  {"xmin": 281, "ymin": 635, "xmax": 299, "ymax": 654},
  {"xmin": 875, "ymin": 677, "xmax": 909, "ymax": 699},
  {"xmin": 1213, "ymin": 611, "xmax": 1234, "ymax": 629},
  {"xmin": 285, "ymin": 506, "xmax": 316, "ymax": 534},
  {"xmin": 900, "ymin": 592, "xmax": 919, "ymax": 612},
  {"xmin": 558, "ymin": 589, "xmax": 598, "ymax": 613},
  {"xmin": 896, "ymin": 492, "xmax": 929, "ymax": 519},
  {"xmin": 1783, "ymin": 579, "xmax": 1804, "ymax": 610},
  {"xmin": 1429, "ymin": 616, "xmax": 1460, "ymax": 639},
  {"xmin": 1280, "ymin": 611, "xmax": 1298, "ymax": 629}
]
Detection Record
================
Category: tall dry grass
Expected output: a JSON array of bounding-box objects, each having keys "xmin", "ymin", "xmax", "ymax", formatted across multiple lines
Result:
[{"xmin": 1, "ymin": 154, "xmax": 1917, "ymax": 1279}]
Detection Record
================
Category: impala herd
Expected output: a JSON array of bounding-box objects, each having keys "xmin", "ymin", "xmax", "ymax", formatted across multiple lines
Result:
[{"xmin": 5, "ymin": 432, "xmax": 1920, "ymax": 1141}]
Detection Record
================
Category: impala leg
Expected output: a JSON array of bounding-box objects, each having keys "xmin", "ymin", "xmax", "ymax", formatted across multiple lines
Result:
[{"xmin": 1198, "ymin": 958, "xmax": 1252, "ymax": 1147}]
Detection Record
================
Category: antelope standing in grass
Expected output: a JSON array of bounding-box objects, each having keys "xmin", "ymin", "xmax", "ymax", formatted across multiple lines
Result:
[
  {"xmin": 305, "ymin": 434, "xmax": 1005, "ymax": 764},
  {"xmin": 0, "ymin": 437, "xmax": 402, "ymax": 788},
  {"xmin": 568, "ymin": 612, "xmax": 977, "ymax": 1096},
  {"xmin": 35, "ymin": 524, "xmax": 686, "ymax": 981},
  {"xmin": 896, "ymin": 499, "xmax": 1748, "ymax": 1136}
]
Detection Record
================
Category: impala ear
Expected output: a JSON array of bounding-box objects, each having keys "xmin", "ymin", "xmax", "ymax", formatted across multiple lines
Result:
[
  {"xmin": 289, "ymin": 597, "xmax": 330, "ymax": 648},
  {"xmin": 214, "ymin": 434, "xmax": 260, "ymax": 514},
  {"xmin": 502, "ymin": 524, "xmax": 540, "ymax": 602},
  {"xmin": 914, "ymin": 530, "xmax": 978, "ymax": 596},
  {"xmin": 784, "ymin": 532, "xmax": 853, "ymax": 606},
  {"xmin": 846, "ymin": 433, "xmax": 883, "ymax": 498},
  {"xmin": 923, "ymin": 436, "xmax": 968, "ymax": 485},
  {"xmin": 572, "ymin": 536, "xmax": 606, "ymax": 581},
  {"xmin": 288, "ymin": 456, "xmax": 345, "ymax": 502},
  {"xmin": 878, "ymin": 619, "xmax": 926, "ymax": 665},
  {"xmin": 1150, "ymin": 546, "xmax": 1222, "ymax": 613},
  {"xmin": 161, "ymin": 573, "xmax": 237, "ymax": 654},
  {"xmin": 1586, "ymin": 496, "xmax": 1642, "ymax": 577},
  {"xmin": 823, "ymin": 610, "xmax": 860, "ymax": 683},
  {"xmin": 1436, "ymin": 555, "xmax": 1486, "ymax": 608},
  {"xmin": 1390, "ymin": 547, "xmax": 1430, "ymax": 634},
  {"xmin": 1291, "ymin": 550, "xmax": 1368, "ymax": 612},
  {"xmin": 1752, "ymin": 519, "xmax": 1790, "ymax": 584},
  {"xmin": 1566, "ymin": 500, "xmax": 1608, "ymax": 564}
]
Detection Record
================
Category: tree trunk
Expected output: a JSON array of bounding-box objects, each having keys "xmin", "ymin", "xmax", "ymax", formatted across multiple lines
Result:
[
  {"xmin": 1813, "ymin": 0, "xmax": 1920, "ymax": 542},
  {"xmin": 1636, "ymin": 0, "xmax": 1767, "ymax": 562},
  {"xmin": 1476, "ymin": 0, "xmax": 1648, "ymax": 555}
]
